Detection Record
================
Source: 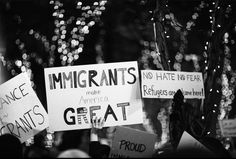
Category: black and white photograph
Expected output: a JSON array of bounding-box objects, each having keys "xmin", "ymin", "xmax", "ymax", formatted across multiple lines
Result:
[{"xmin": 0, "ymin": 0, "xmax": 236, "ymax": 158}]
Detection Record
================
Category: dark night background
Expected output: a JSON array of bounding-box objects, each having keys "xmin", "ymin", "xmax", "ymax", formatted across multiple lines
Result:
[{"xmin": 0, "ymin": 0, "xmax": 236, "ymax": 146}]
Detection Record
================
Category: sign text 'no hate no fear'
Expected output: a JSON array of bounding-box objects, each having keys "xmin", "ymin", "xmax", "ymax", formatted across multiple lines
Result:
[{"xmin": 141, "ymin": 70, "xmax": 205, "ymax": 99}]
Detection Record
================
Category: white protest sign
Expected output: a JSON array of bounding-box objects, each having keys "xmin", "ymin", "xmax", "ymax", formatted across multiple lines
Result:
[
  {"xmin": 219, "ymin": 119, "xmax": 236, "ymax": 137},
  {"xmin": 141, "ymin": 70, "xmax": 205, "ymax": 99},
  {"xmin": 0, "ymin": 73, "xmax": 49, "ymax": 143},
  {"xmin": 109, "ymin": 126, "xmax": 157, "ymax": 158},
  {"xmin": 177, "ymin": 131, "xmax": 211, "ymax": 153},
  {"xmin": 44, "ymin": 61, "xmax": 143, "ymax": 131}
]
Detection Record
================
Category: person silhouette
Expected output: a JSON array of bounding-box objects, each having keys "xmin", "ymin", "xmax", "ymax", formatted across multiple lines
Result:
[
  {"xmin": 169, "ymin": 89, "xmax": 185, "ymax": 150},
  {"xmin": 0, "ymin": 133, "xmax": 23, "ymax": 158}
]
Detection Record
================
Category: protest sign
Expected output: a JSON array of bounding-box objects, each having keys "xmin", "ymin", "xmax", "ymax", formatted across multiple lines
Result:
[
  {"xmin": 109, "ymin": 126, "xmax": 157, "ymax": 158},
  {"xmin": 141, "ymin": 70, "xmax": 205, "ymax": 99},
  {"xmin": 177, "ymin": 131, "xmax": 211, "ymax": 153},
  {"xmin": 219, "ymin": 119, "xmax": 236, "ymax": 137},
  {"xmin": 44, "ymin": 61, "xmax": 143, "ymax": 131},
  {"xmin": 0, "ymin": 73, "xmax": 49, "ymax": 143}
]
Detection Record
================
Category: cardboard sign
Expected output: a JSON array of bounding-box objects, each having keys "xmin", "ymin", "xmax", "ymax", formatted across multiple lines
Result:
[
  {"xmin": 141, "ymin": 70, "xmax": 205, "ymax": 99},
  {"xmin": 219, "ymin": 119, "xmax": 236, "ymax": 137},
  {"xmin": 109, "ymin": 126, "xmax": 157, "ymax": 158},
  {"xmin": 44, "ymin": 61, "xmax": 143, "ymax": 131},
  {"xmin": 177, "ymin": 131, "xmax": 211, "ymax": 153},
  {"xmin": 0, "ymin": 73, "xmax": 49, "ymax": 143}
]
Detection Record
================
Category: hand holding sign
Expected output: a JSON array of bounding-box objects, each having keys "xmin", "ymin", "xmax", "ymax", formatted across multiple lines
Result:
[
  {"xmin": 91, "ymin": 117, "xmax": 105, "ymax": 130},
  {"xmin": 90, "ymin": 117, "xmax": 105, "ymax": 142}
]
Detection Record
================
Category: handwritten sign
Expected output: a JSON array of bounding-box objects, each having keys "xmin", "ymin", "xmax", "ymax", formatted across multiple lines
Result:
[
  {"xmin": 109, "ymin": 126, "xmax": 157, "ymax": 158},
  {"xmin": 44, "ymin": 61, "xmax": 143, "ymax": 131},
  {"xmin": 141, "ymin": 70, "xmax": 205, "ymax": 99},
  {"xmin": 219, "ymin": 119, "xmax": 236, "ymax": 137},
  {"xmin": 177, "ymin": 131, "xmax": 211, "ymax": 153},
  {"xmin": 0, "ymin": 73, "xmax": 49, "ymax": 143}
]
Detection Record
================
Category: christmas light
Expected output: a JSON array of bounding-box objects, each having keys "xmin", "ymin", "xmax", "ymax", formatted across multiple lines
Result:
[
  {"xmin": 218, "ymin": 32, "xmax": 236, "ymax": 121},
  {"xmin": 0, "ymin": 0, "xmax": 108, "ymax": 93},
  {"xmin": 45, "ymin": 0, "xmax": 108, "ymax": 66},
  {"xmin": 186, "ymin": 1, "xmax": 206, "ymax": 31},
  {"xmin": 139, "ymin": 40, "xmax": 163, "ymax": 70}
]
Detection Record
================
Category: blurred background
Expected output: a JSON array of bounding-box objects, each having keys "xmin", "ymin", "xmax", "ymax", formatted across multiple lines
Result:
[{"xmin": 0, "ymin": 0, "xmax": 236, "ymax": 153}]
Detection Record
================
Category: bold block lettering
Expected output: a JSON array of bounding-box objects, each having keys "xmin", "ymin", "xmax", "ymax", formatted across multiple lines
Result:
[
  {"xmin": 118, "ymin": 68, "xmax": 127, "ymax": 85},
  {"xmin": 104, "ymin": 105, "xmax": 118, "ymax": 121},
  {"xmin": 89, "ymin": 70, "xmax": 99, "ymax": 87},
  {"xmin": 108, "ymin": 69, "xmax": 118, "ymax": 85},
  {"xmin": 117, "ymin": 102, "xmax": 130, "ymax": 121},
  {"xmin": 62, "ymin": 72, "xmax": 73, "ymax": 89},
  {"xmin": 100, "ymin": 70, "xmax": 109, "ymax": 86},
  {"xmin": 64, "ymin": 108, "xmax": 76, "ymax": 125},
  {"xmin": 77, "ymin": 107, "xmax": 89, "ymax": 124},
  {"xmin": 49, "ymin": 74, "xmax": 54, "ymax": 90},
  {"xmin": 89, "ymin": 106, "xmax": 101, "ymax": 121},
  {"xmin": 127, "ymin": 67, "xmax": 136, "ymax": 84},
  {"xmin": 52, "ymin": 73, "xmax": 63, "ymax": 89},
  {"xmin": 78, "ymin": 70, "xmax": 87, "ymax": 88}
]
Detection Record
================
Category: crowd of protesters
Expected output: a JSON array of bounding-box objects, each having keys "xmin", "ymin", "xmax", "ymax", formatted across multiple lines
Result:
[{"xmin": 0, "ymin": 90, "xmax": 232, "ymax": 158}]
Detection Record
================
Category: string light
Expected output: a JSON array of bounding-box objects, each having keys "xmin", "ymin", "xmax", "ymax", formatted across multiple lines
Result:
[
  {"xmin": 52, "ymin": 1, "xmax": 91, "ymax": 65},
  {"xmin": 139, "ymin": 1, "xmax": 169, "ymax": 70},
  {"xmin": 139, "ymin": 40, "xmax": 163, "ymax": 70},
  {"xmin": 29, "ymin": 0, "xmax": 108, "ymax": 66},
  {"xmin": 186, "ymin": 1, "xmax": 207, "ymax": 31},
  {"xmin": 0, "ymin": 0, "xmax": 108, "ymax": 93},
  {"xmin": 0, "ymin": 0, "xmax": 235, "ymax": 150},
  {"xmin": 3, "ymin": 0, "xmax": 106, "ymax": 146},
  {"xmin": 203, "ymin": 1, "xmax": 220, "ymax": 82},
  {"xmin": 164, "ymin": 1, "xmax": 207, "ymax": 72},
  {"xmin": 218, "ymin": 32, "xmax": 236, "ymax": 121},
  {"xmin": 216, "ymin": 23, "xmax": 235, "ymax": 150}
]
